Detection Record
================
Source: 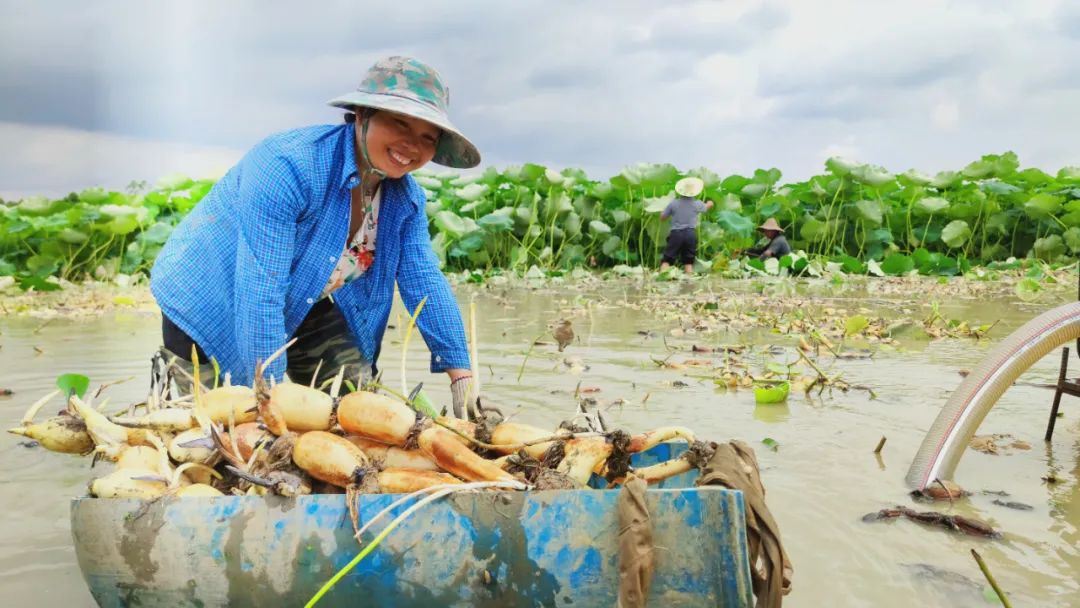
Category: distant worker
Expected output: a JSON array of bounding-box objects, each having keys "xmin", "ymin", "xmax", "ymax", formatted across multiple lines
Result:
[
  {"xmin": 660, "ymin": 177, "xmax": 713, "ymax": 273},
  {"xmin": 748, "ymin": 217, "xmax": 791, "ymax": 260}
]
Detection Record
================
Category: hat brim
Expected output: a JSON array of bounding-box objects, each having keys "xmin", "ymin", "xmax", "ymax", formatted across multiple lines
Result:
[
  {"xmin": 329, "ymin": 91, "xmax": 481, "ymax": 169},
  {"xmin": 674, "ymin": 179, "xmax": 704, "ymax": 198}
]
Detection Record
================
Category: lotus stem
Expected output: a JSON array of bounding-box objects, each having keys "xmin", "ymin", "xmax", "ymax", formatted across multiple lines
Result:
[
  {"xmin": 971, "ymin": 549, "xmax": 1012, "ymax": 608},
  {"xmin": 516, "ymin": 333, "xmax": 547, "ymax": 383},
  {"xmin": 467, "ymin": 297, "xmax": 480, "ymax": 419},
  {"xmin": 20, "ymin": 389, "xmax": 60, "ymax": 425},
  {"xmin": 429, "ymin": 417, "xmax": 603, "ymax": 451},
  {"xmin": 400, "ymin": 296, "xmax": 428, "ymax": 399}
]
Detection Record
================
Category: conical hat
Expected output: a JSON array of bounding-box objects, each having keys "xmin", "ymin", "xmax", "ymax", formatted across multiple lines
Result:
[
  {"xmin": 758, "ymin": 218, "xmax": 784, "ymax": 232},
  {"xmin": 674, "ymin": 177, "xmax": 704, "ymax": 198}
]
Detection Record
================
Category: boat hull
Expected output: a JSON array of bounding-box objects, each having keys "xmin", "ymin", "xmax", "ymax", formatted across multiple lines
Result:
[{"xmin": 71, "ymin": 444, "xmax": 754, "ymax": 607}]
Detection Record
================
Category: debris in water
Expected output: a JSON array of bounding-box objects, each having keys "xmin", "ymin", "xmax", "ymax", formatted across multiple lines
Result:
[
  {"xmin": 682, "ymin": 359, "xmax": 713, "ymax": 368},
  {"xmin": 970, "ymin": 436, "xmax": 997, "ymax": 454},
  {"xmin": 902, "ymin": 562, "xmax": 984, "ymax": 594},
  {"xmin": 862, "ymin": 506, "xmax": 1000, "ymax": 538},
  {"xmin": 991, "ymin": 500, "xmax": 1033, "ymax": 511},
  {"xmin": 970, "ymin": 434, "xmax": 1033, "ymax": 455},
  {"xmin": 0, "ymin": 388, "xmax": 12, "ymax": 396},
  {"xmin": 834, "ymin": 350, "xmax": 873, "ymax": 360},
  {"xmin": 559, "ymin": 357, "xmax": 589, "ymax": 374},
  {"xmin": 911, "ymin": 479, "xmax": 968, "ymax": 502},
  {"xmin": 18, "ymin": 440, "xmax": 39, "ymax": 448}
]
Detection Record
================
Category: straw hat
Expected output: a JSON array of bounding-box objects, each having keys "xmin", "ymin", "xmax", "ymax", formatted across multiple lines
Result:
[
  {"xmin": 328, "ymin": 56, "xmax": 480, "ymax": 169},
  {"xmin": 758, "ymin": 218, "xmax": 784, "ymax": 233},
  {"xmin": 674, "ymin": 177, "xmax": 705, "ymax": 198}
]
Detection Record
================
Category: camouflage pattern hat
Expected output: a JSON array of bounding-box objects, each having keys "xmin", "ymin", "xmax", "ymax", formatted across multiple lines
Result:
[{"xmin": 328, "ymin": 56, "xmax": 480, "ymax": 169}]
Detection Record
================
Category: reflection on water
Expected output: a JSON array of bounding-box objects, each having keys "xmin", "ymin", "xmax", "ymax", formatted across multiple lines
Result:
[
  {"xmin": 753, "ymin": 403, "xmax": 791, "ymax": 424},
  {"xmin": 0, "ymin": 282, "xmax": 1077, "ymax": 606}
]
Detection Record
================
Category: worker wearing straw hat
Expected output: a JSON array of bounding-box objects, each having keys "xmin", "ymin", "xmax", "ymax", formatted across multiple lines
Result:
[
  {"xmin": 660, "ymin": 176, "xmax": 714, "ymax": 273},
  {"xmin": 748, "ymin": 217, "xmax": 792, "ymax": 260},
  {"xmin": 151, "ymin": 56, "xmax": 482, "ymax": 417}
]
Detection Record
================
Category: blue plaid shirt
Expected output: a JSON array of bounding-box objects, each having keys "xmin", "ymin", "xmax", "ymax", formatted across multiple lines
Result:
[{"xmin": 150, "ymin": 122, "xmax": 470, "ymax": 385}]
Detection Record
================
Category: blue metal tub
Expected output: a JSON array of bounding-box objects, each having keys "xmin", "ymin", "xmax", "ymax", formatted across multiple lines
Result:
[{"xmin": 71, "ymin": 443, "xmax": 754, "ymax": 607}]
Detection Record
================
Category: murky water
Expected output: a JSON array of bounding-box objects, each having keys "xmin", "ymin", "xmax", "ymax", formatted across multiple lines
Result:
[{"xmin": 1, "ymin": 280, "xmax": 1077, "ymax": 606}]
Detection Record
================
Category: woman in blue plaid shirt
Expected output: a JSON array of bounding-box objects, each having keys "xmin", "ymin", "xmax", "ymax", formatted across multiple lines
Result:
[{"xmin": 151, "ymin": 56, "xmax": 481, "ymax": 416}]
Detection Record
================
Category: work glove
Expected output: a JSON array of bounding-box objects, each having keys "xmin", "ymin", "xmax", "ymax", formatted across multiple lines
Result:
[{"xmin": 450, "ymin": 375, "xmax": 481, "ymax": 420}]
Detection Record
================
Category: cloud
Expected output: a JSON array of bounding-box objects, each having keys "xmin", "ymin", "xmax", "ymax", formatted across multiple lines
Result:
[
  {"xmin": 526, "ymin": 65, "xmax": 613, "ymax": 91},
  {"xmin": 2, "ymin": 0, "xmax": 1080, "ymax": 195},
  {"xmin": 0, "ymin": 122, "xmax": 242, "ymax": 200},
  {"xmin": 1056, "ymin": 2, "xmax": 1080, "ymax": 38},
  {"xmin": 639, "ymin": 0, "xmax": 790, "ymax": 54},
  {"xmin": 931, "ymin": 99, "xmax": 960, "ymax": 131}
]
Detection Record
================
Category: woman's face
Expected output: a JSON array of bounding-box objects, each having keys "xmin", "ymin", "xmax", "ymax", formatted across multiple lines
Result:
[{"xmin": 358, "ymin": 110, "xmax": 440, "ymax": 179}]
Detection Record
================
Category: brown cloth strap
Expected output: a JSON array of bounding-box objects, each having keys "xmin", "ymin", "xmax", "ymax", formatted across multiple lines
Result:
[
  {"xmin": 696, "ymin": 441, "xmax": 793, "ymax": 608},
  {"xmin": 617, "ymin": 475, "xmax": 655, "ymax": 608}
]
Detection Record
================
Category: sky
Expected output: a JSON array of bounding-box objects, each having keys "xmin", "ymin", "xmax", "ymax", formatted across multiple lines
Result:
[{"xmin": 2, "ymin": 0, "xmax": 1079, "ymax": 199}]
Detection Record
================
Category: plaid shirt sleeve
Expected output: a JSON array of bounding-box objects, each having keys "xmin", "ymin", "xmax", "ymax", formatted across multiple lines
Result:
[
  {"xmin": 233, "ymin": 144, "xmax": 308, "ymax": 381},
  {"xmin": 397, "ymin": 191, "xmax": 471, "ymax": 373}
]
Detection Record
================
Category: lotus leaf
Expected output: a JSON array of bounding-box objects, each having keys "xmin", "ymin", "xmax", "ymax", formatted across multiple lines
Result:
[{"xmin": 941, "ymin": 220, "xmax": 971, "ymax": 248}]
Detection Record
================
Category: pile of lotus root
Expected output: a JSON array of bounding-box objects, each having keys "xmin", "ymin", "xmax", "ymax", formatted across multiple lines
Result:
[{"xmin": 9, "ymin": 358, "xmax": 712, "ymax": 503}]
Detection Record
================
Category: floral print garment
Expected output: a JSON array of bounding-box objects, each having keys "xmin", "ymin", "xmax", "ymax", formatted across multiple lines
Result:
[{"xmin": 321, "ymin": 186, "xmax": 381, "ymax": 299}]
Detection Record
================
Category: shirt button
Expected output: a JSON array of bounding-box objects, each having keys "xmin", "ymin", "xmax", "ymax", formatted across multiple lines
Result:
[
  {"xmin": 306, "ymin": 298, "xmax": 314, "ymax": 304},
  {"xmin": 435, "ymin": 355, "xmax": 442, "ymax": 362},
  {"xmin": 329, "ymin": 256, "xmax": 336, "ymax": 263}
]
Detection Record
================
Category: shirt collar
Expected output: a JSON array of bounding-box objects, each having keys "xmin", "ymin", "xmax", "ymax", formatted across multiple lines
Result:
[{"xmin": 340, "ymin": 121, "xmax": 359, "ymax": 189}]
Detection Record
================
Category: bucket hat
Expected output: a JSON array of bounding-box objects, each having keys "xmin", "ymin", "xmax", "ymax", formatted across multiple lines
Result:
[
  {"xmin": 674, "ymin": 177, "xmax": 705, "ymax": 198},
  {"xmin": 758, "ymin": 218, "xmax": 784, "ymax": 233},
  {"xmin": 328, "ymin": 56, "xmax": 480, "ymax": 169}
]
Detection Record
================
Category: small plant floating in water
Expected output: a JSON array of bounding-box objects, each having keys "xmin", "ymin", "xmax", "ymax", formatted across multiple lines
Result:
[{"xmin": 754, "ymin": 382, "xmax": 790, "ymax": 405}]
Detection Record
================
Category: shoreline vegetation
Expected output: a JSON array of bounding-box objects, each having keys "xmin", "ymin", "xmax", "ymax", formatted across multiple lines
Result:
[
  {"xmin": 1, "ymin": 265, "xmax": 1073, "ymax": 325},
  {"xmin": 3, "ymin": 153, "xmax": 1080, "ymax": 295}
]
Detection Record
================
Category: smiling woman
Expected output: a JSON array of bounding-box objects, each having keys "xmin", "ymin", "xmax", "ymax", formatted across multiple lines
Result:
[
  {"xmin": 346, "ymin": 111, "xmax": 441, "ymax": 179},
  {"xmin": 149, "ymin": 56, "xmax": 484, "ymax": 417}
]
